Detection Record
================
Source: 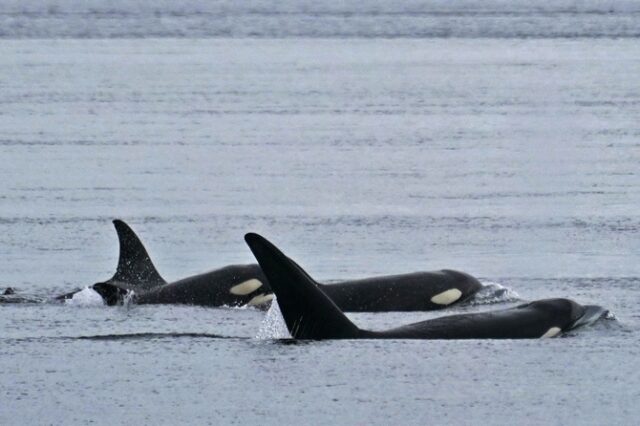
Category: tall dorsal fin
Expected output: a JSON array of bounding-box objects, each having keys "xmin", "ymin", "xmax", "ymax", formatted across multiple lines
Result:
[
  {"xmin": 108, "ymin": 220, "xmax": 167, "ymax": 290},
  {"xmin": 244, "ymin": 233, "xmax": 360, "ymax": 339}
]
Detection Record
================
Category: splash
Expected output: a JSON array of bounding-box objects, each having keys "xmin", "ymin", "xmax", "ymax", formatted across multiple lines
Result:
[
  {"xmin": 255, "ymin": 298, "xmax": 290, "ymax": 339},
  {"xmin": 122, "ymin": 290, "xmax": 136, "ymax": 307},
  {"xmin": 467, "ymin": 281, "xmax": 521, "ymax": 306},
  {"xmin": 64, "ymin": 286, "xmax": 105, "ymax": 306}
]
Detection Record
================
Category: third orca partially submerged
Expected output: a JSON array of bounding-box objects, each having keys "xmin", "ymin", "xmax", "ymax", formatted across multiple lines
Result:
[
  {"xmin": 244, "ymin": 233, "xmax": 608, "ymax": 339},
  {"xmin": 59, "ymin": 220, "xmax": 482, "ymax": 311}
]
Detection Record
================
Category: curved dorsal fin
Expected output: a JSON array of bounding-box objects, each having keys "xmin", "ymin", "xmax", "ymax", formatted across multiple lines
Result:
[
  {"xmin": 244, "ymin": 233, "xmax": 360, "ymax": 339},
  {"xmin": 108, "ymin": 220, "xmax": 167, "ymax": 290}
]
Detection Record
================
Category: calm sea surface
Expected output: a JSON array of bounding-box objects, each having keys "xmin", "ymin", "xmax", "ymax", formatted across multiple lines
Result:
[{"xmin": 1, "ymin": 2, "xmax": 639, "ymax": 425}]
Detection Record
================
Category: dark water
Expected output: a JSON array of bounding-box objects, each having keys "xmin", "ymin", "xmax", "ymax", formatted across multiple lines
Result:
[
  {"xmin": 2, "ymin": 0, "xmax": 640, "ymax": 38},
  {"xmin": 1, "ymin": 2, "xmax": 640, "ymax": 425}
]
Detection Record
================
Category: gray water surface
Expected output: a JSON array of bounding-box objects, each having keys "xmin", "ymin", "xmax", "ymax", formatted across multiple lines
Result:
[{"xmin": 1, "ymin": 4, "xmax": 640, "ymax": 425}]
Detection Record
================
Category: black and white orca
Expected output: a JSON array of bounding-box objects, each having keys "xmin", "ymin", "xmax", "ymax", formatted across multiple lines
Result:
[
  {"xmin": 56, "ymin": 220, "xmax": 272, "ymax": 308},
  {"xmin": 58, "ymin": 220, "xmax": 482, "ymax": 311},
  {"xmin": 244, "ymin": 232, "xmax": 608, "ymax": 339}
]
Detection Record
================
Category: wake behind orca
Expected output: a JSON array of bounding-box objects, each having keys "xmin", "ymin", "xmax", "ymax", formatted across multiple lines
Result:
[
  {"xmin": 244, "ymin": 233, "xmax": 608, "ymax": 339},
  {"xmin": 57, "ymin": 220, "xmax": 482, "ymax": 311}
]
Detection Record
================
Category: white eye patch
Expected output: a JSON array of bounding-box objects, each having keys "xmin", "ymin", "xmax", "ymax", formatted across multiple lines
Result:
[
  {"xmin": 229, "ymin": 279, "xmax": 263, "ymax": 295},
  {"xmin": 247, "ymin": 293, "xmax": 275, "ymax": 306},
  {"xmin": 430, "ymin": 288, "xmax": 462, "ymax": 305}
]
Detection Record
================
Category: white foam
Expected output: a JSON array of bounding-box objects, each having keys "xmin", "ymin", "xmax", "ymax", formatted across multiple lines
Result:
[
  {"xmin": 467, "ymin": 281, "xmax": 521, "ymax": 306},
  {"xmin": 255, "ymin": 298, "xmax": 290, "ymax": 339},
  {"xmin": 64, "ymin": 287, "xmax": 105, "ymax": 306},
  {"xmin": 123, "ymin": 290, "xmax": 136, "ymax": 307}
]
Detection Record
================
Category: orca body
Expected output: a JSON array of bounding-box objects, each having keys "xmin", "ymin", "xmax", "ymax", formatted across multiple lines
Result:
[
  {"xmin": 320, "ymin": 270, "xmax": 480, "ymax": 312},
  {"xmin": 58, "ymin": 220, "xmax": 481, "ymax": 311},
  {"xmin": 55, "ymin": 220, "xmax": 272, "ymax": 309},
  {"xmin": 133, "ymin": 264, "xmax": 272, "ymax": 307},
  {"xmin": 244, "ymin": 232, "xmax": 608, "ymax": 340}
]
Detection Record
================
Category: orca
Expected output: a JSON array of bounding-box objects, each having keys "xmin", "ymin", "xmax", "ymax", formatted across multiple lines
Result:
[
  {"xmin": 58, "ymin": 220, "xmax": 482, "ymax": 311},
  {"xmin": 319, "ymin": 269, "xmax": 480, "ymax": 312},
  {"xmin": 56, "ymin": 220, "xmax": 271, "ymax": 308},
  {"xmin": 244, "ymin": 232, "xmax": 608, "ymax": 339}
]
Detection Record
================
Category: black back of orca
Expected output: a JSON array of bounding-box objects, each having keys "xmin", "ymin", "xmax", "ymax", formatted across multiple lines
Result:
[
  {"xmin": 134, "ymin": 264, "xmax": 271, "ymax": 308},
  {"xmin": 321, "ymin": 269, "xmax": 481, "ymax": 312},
  {"xmin": 55, "ymin": 220, "xmax": 271, "ymax": 308},
  {"xmin": 244, "ymin": 232, "xmax": 608, "ymax": 340},
  {"xmin": 59, "ymin": 219, "xmax": 482, "ymax": 311},
  {"xmin": 106, "ymin": 219, "xmax": 482, "ymax": 311},
  {"xmin": 106, "ymin": 220, "xmax": 271, "ymax": 307},
  {"xmin": 375, "ymin": 299, "xmax": 605, "ymax": 339}
]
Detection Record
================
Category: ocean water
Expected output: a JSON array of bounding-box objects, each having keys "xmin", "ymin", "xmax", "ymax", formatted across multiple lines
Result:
[{"xmin": 1, "ymin": 2, "xmax": 640, "ymax": 425}]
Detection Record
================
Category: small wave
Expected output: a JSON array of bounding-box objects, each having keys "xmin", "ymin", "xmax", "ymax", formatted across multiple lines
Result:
[
  {"xmin": 0, "ymin": 294, "xmax": 48, "ymax": 304},
  {"xmin": 0, "ymin": 287, "xmax": 49, "ymax": 304},
  {"xmin": 1, "ymin": 333, "xmax": 231, "ymax": 344},
  {"xmin": 466, "ymin": 281, "xmax": 521, "ymax": 306},
  {"xmin": 255, "ymin": 298, "xmax": 290, "ymax": 339},
  {"xmin": 219, "ymin": 301, "xmax": 270, "ymax": 311},
  {"xmin": 74, "ymin": 332, "xmax": 225, "ymax": 341},
  {"xmin": 122, "ymin": 290, "xmax": 136, "ymax": 307}
]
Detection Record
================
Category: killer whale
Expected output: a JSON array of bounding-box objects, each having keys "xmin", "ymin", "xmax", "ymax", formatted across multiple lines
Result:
[
  {"xmin": 58, "ymin": 220, "xmax": 482, "ymax": 311},
  {"xmin": 319, "ymin": 269, "xmax": 480, "ymax": 312},
  {"xmin": 56, "ymin": 220, "xmax": 272, "ymax": 308},
  {"xmin": 244, "ymin": 232, "xmax": 608, "ymax": 339}
]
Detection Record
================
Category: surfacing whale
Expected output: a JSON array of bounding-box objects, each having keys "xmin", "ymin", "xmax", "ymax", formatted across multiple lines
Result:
[
  {"xmin": 58, "ymin": 220, "xmax": 482, "ymax": 311},
  {"xmin": 56, "ymin": 220, "xmax": 272, "ymax": 308},
  {"xmin": 244, "ymin": 232, "xmax": 608, "ymax": 339}
]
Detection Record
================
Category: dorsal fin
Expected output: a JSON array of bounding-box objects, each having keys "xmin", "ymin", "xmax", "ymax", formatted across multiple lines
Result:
[
  {"xmin": 244, "ymin": 233, "xmax": 360, "ymax": 339},
  {"xmin": 107, "ymin": 220, "xmax": 167, "ymax": 290}
]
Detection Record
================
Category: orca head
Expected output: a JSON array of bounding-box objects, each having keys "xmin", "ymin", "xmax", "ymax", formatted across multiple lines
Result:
[
  {"xmin": 3, "ymin": 287, "xmax": 15, "ymax": 295},
  {"xmin": 521, "ymin": 298, "xmax": 607, "ymax": 335},
  {"xmin": 569, "ymin": 304, "xmax": 609, "ymax": 330}
]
